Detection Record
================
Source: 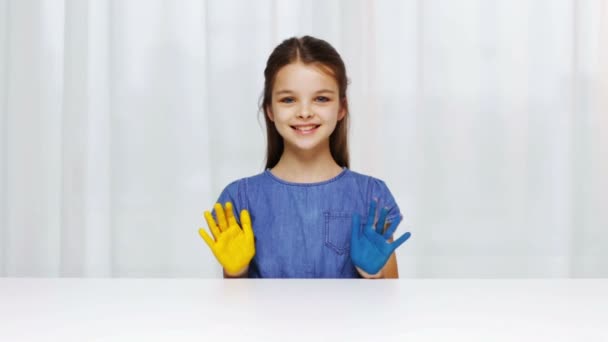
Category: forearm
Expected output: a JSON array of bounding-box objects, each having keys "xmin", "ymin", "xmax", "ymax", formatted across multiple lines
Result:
[{"xmin": 381, "ymin": 252, "xmax": 399, "ymax": 278}]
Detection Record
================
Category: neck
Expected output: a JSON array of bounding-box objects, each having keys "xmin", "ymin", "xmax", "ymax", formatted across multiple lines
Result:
[{"xmin": 270, "ymin": 143, "xmax": 344, "ymax": 183}]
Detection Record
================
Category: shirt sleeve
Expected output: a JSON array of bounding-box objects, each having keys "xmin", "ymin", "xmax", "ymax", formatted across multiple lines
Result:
[{"xmin": 211, "ymin": 179, "xmax": 244, "ymax": 225}]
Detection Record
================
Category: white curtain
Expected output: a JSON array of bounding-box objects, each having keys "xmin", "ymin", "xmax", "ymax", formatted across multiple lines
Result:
[{"xmin": 1, "ymin": 0, "xmax": 606, "ymax": 278}]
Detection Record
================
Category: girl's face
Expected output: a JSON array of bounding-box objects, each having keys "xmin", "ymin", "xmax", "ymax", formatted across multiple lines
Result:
[{"xmin": 267, "ymin": 62, "xmax": 346, "ymax": 154}]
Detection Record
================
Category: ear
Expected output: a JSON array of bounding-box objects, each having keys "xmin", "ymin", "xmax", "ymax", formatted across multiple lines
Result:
[
  {"xmin": 266, "ymin": 105, "xmax": 274, "ymax": 122},
  {"xmin": 337, "ymin": 100, "xmax": 346, "ymax": 121}
]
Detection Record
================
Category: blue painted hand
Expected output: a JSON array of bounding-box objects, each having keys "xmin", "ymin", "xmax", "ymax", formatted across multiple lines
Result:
[{"xmin": 350, "ymin": 199, "xmax": 412, "ymax": 276}]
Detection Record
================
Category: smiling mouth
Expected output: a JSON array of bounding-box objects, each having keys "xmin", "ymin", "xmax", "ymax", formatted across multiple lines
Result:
[{"xmin": 291, "ymin": 125, "xmax": 321, "ymax": 132}]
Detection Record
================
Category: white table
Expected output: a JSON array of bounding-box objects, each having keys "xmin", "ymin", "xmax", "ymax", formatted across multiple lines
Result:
[{"xmin": 1, "ymin": 278, "xmax": 607, "ymax": 341}]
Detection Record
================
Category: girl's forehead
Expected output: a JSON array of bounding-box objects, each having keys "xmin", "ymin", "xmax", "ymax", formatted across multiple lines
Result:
[{"xmin": 273, "ymin": 62, "xmax": 338, "ymax": 92}]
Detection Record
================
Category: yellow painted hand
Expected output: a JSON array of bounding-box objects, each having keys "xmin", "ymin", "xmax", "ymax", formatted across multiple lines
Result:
[{"xmin": 198, "ymin": 202, "xmax": 255, "ymax": 276}]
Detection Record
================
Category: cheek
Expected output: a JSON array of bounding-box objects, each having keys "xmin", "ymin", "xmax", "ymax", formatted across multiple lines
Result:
[
  {"xmin": 276, "ymin": 110, "xmax": 307, "ymax": 128},
  {"xmin": 270, "ymin": 110, "xmax": 293, "ymax": 134},
  {"xmin": 319, "ymin": 106, "xmax": 342, "ymax": 121},
  {"xmin": 270, "ymin": 106, "xmax": 291, "ymax": 121}
]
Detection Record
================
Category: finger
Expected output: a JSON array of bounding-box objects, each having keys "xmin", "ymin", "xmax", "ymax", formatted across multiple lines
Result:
[
  {"xmin": 389, "ymin": 231, "xmax": 412, "ymax": 252},
  {"xmin": 367, "ymin": 199, "xmax": 377, "ymax": 227},
  {"xmin": 204, "ymin": 211, "xmax": 221, "ymax": 239},
  {"xmin": 198, "ymin": 228, "xmax": 215, "ymax": 250},
  {"xmin": 215, "ymin": 203, "xmax": 228, "ymax": 232},
  {"xmin": 240, "ymin": 209, "xmax": 254, "ymax": 244},
  {"xmin": 376, "ymin": 206, "xmax": 389, "ymax": 235},
  {"xmin": 351, "ymin": 213, "xmax": 361, "ymax": 244},
  {"xmin": 383, "ymin": 215, "xmax": 403, "ymax": 240},
  {"xmin": 225, "ymin": 202, "xmax": 238, "ymax": 228}
]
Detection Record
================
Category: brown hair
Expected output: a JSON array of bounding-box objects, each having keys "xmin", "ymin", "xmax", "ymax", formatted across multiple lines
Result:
[{"xmin": 260, "ymin": 36, "xmax": 350, "ymax": 170}]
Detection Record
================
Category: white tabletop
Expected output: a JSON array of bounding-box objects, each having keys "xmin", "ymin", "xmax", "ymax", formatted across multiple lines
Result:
[{"xmin": 1, "ymin": 278, "xmax": 607, "ymax": 341}]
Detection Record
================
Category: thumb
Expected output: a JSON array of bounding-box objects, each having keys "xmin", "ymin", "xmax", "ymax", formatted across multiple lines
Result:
[{"xmin": 389, "ymin": 231, "xmax": 412, "ymax": 252}]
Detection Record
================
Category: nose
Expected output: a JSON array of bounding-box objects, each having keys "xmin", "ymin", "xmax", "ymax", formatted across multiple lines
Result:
[{"xmin": 298, "ymin": 106, "xmax": 313, "ymax": 119}]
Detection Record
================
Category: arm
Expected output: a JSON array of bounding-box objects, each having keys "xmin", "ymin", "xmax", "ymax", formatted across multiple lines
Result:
[
  {"xmin": 380, "ymin": 233, "xmax": 399, "ymax": 278},
  {"xmin": 382, "ymin": 251, "xmax": 399, "ymax": 278}
]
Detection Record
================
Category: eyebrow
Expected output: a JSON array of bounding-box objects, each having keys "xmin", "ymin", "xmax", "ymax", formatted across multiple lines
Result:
[{"xmin": 274, "ymin": 89, "xmax": 336, "ymax": 96}]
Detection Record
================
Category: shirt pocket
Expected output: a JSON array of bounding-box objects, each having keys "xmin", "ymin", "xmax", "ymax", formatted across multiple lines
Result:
[{"xmin": 323, "ymin": 211, "xmax": 355, "ymax": 255}]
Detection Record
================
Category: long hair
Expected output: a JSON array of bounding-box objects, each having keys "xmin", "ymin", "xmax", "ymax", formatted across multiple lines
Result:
[{"xmin": 260, "ymin": 36, "xmax": 350, "ymax": 169}]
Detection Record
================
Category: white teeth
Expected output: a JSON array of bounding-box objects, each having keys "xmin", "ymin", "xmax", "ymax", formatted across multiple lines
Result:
[{"xmin": 295, "ymin": 125, "xmax": 317, "ymax": 131}]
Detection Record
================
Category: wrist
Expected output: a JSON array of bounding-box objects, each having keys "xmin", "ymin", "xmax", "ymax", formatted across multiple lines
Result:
[
  {"xmin": 224, "ymin": 265, "xmax": 249, "ymax": 278},
  {"xmin": 356, "ymin": 266, "xmax": 384, "ymax": 279}
]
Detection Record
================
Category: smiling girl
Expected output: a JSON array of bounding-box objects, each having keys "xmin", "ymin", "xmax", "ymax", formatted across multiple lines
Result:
[{"xmin": 198, "ymin": 36, "xmax": 411, "ymax": 278}]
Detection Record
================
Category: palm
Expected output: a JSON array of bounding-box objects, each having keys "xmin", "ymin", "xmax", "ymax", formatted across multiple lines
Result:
[
  {"xmin": 214, "ymin": 223, "xmax": 254, "ymax": 268},
  {"xmin": 351, "ymin": 225, "xmax": 393, "ymax": 271}
]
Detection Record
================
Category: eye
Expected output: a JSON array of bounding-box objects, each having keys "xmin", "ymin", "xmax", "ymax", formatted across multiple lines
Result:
[
  {"xmin": 279, "ymin": 97, "xmax": 295, "ymax": 104},
  {"xmin": 316, "ymin": 96, "xmax": 330, "ymax": 103}
]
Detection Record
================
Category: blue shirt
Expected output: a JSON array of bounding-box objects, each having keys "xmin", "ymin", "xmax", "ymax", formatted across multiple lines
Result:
[{"xmin": 213, "ymin": 167, "xmax": 401, "ymax": 278}]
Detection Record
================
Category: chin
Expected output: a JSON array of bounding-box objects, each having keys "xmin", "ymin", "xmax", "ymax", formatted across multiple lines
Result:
[
  {"xmin": 289, "ymin": 143, "xmax": 322, "ymax": 152},
  {"xmin": 285, "ymin": 139, "xmax": 328, "ymax": 152}
]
